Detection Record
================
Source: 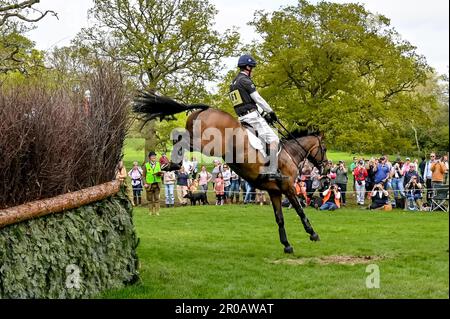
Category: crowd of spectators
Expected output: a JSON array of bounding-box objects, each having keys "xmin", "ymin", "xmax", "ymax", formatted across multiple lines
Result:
[
  {"xmin": 296, "ymin": 152, "xmax": 448, "ymax": 212},
  {"xmin": 119, "ymin": 151, "xmax": 448, "ymax": 214}
]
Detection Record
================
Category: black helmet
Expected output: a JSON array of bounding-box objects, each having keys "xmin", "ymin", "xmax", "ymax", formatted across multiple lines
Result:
[
  {"xmin": 237, "ymin": 54, "xmax": 257, "ymax": 68},
  {"xmin": 148, "ymin": 151, "xmax": 156, "ymax": 157}
]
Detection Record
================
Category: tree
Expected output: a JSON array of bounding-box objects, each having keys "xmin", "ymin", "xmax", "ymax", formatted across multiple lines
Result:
[
  {"xmin": 248, "ymin": 0, "xmax": 438, "ymax": 154},
  {"xmin": 0, "ymin": 0, "xmax": 56, "ymax": 26},
  {"xmin": 0, "ymin": 0, "xmax": 56, "ymax": 74},
  {"xmin": 76, "ymin": 0, "xmax": 240, "ymax": 156},
  {"xmin": 0, "ymin": 26, "xmax": 45, "ymax": 74}
]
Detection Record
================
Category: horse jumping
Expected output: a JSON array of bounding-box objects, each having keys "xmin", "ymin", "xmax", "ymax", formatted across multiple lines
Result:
[{"xmin": 134, "ymin": 92, "xmax": 328, "ymax": 253}]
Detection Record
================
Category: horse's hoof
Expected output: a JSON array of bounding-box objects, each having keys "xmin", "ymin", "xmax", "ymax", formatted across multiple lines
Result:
[
  {"xmin": 310, "ymin": 233, "xmax": 320, "ymax": 241},
  {"xmin": 284, "ymin": 246, "xmax": 294, "ymax": 254}
]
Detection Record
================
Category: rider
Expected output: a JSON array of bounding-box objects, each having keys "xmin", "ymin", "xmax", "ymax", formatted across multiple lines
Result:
[{"xmin": 229, "ymin": 54, "xmax": 282, "ymax": 180}]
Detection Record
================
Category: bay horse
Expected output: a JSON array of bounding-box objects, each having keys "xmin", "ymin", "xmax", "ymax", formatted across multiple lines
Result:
[{"xmin": 134, "ymin": 92, "xmax": 328, "ymax": 254}]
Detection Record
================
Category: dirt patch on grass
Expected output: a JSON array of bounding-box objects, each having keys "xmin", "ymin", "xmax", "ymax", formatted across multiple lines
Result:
[{"xmin": 270, "ymin": 255, "xmax": 384, "ymax": 266}]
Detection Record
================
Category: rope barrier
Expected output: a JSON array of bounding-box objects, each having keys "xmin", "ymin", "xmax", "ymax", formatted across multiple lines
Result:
[{"xmin": 136, "ymin": 186, "xmax": 435, "ymax": 195}]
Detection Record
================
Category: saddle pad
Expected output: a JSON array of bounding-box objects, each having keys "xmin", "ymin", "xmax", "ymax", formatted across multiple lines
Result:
[{"xmin": 245, "ymin": 127, "xmax": 266, "ymax": 157}]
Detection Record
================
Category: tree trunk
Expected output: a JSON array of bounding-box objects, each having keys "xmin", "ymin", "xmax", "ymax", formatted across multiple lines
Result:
[
  {"xmin": 0, "ymin": 181, "xmax": 121, "ymax": 229},
  {"xmin": 143, "ymin": 121, "xmax": 157, "ymax": 159}
]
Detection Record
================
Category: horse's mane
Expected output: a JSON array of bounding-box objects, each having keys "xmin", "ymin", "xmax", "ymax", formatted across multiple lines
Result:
[{"xmin": 283, "ymin": 129, "xmax": 321, "ymax": 141}]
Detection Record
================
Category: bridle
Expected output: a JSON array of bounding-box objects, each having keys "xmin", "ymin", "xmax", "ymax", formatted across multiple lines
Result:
[{"xmin": 277, "ymin": 130, "xmax": 326, "ymax": 174}]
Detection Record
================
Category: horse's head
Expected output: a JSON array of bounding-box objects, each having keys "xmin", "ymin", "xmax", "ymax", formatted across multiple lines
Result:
[{"xmin": 305, "ymin": 133, "xmax": 328, "ymax": 174}]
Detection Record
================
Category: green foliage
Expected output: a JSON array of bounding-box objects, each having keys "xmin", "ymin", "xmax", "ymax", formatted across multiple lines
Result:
[
  {"xmin": 0, "ymin": 25, "xmax": 45, "ymax": 75},
  {"xmin": 247, "ymin": 0, "xmax": 441, "ymax": 154},
  {"xmin": 76, "ymin": 0, "xmax": 240, "ymax": 157},
  {"xmin": 0, "ymin": 190, "xmax": 139, "ymax": 298}
]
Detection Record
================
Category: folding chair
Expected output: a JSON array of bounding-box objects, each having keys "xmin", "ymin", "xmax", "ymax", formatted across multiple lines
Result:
[{"xmin": 430, "ymin": 184, "xmax": 449, "ymax": 212}]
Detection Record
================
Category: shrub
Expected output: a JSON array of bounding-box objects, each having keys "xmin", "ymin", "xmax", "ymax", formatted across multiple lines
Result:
[{"xmin": 0, "ymin": 65, "xmax": 129, "ymax": 209}]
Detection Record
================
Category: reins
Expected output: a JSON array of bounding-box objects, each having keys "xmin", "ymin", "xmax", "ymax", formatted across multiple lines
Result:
[{"xmin": 271, "ymin": 119, "xmax": 325, "ymax": 175}]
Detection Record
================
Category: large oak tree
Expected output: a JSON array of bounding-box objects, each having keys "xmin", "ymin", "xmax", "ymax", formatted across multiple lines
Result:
[{"xmin": 249, "ymin": 0, "xmax": 440, "ymax": 154}]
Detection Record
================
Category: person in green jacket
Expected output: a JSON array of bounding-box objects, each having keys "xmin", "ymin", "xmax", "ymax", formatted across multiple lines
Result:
[{"xmin": 143, "ymin": 151, "xmax": 163, "ymax": 215}]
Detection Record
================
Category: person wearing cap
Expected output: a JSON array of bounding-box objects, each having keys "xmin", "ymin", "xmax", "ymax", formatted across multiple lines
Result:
[
  {"xmin": 143, "ymin": 151, "xmax": 163, "ymax": 215},
  {"xmin": 229, "ymin": 54, "xmax": 281, "ymax": 181}
]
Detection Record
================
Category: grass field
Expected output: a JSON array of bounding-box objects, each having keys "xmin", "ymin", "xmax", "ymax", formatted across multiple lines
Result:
[{"xmin": 101, "ymin": 205, "xmax": 449, "ymax": 299}]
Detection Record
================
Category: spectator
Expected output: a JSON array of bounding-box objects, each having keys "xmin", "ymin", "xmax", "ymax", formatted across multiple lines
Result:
[
  {"xmin": 222, "ymin": 164, "xmax": 232, "ymax": 203},
  {"xmin": 159, "ymin": 152, "xmax": 170, "ymax": 170},
  {"xmin": 353, "ymin": 159, "xmax": 368, "ymax": 206},
  {"xmin": 229, "ymin": 170, "xmax": 241, "ymax": 204},
  {"xmin": 319, "ymin": 184, "xmax": 341, "ymax": 211},
  {"xmin": 319, "ymin": 160, "xmax": 333, "ymax": 198},
  {"xmin": 255, "ymin": 189, "xmax": 266, "ymax": 206},
  {"xmin": 198, "ymin": 165, "xmax": 212, "ymax": 193},
  {"xmin": 423, "ymin": 153, "xmax": 435, "ymax": 203},
  {"xmin": 404, "ymin": 163, "xmax": 422, "ymax": 186},
  {"xmin": 211, "ymin": 159, "xmax": 223, "ymax": 182},
  {"xmin": 431, "ymin": 155, "xmax": 446, "ymax": 188},
  {"xmin": 369, "ymin": 183, "xmax": 389, "ymax": 210},
  {"xmin": 128, "ymin": 161, "xmax": 143, "ymax": 206},
  {"xmin": 294, "ymin": 176, "xmax": 308, "ymax": 208},
  {"xmin": 365, "ymin": 158, "xmax": 377, "ymax": 200},
  {"xmin": 349, "ymin": 156, "xmax": 358, "ymax": 194},
  {"xmin": 331, "ymin": 160, "xmax": 348, "ymax": 206},
  {"xmin": 116, "ymin": 160, "xmax": 127, "ymax": 183},
  {"xmin": 244, "ymin": 180, "xmax": 255, "ymax": 204},
  {"xmin": 300, "ymin": 162, "xmax": 313, "ymax": 201},
  {"xmin": 373, "ymin": 156, "xmax": 390, "ymax": 186},
  {"xmin": 391, "ymin": 158, "xmax": 405, "ymax": 208},
  {"xmin": 143, "ymin": 152, "xmax": 163, "ymax": 216},
  {"xmin": 189, "ymin": 178, "xmax": 199, "ymax": 193},
  {"xmin": 214, "ymin": 172, "xmax": 225, "ymax": 205},
  {"xmin": 418, "ymin": 156, "xmax": 426, "ymax": 178},
  {"xmin": 182, "ymin": 156, "xmax": 192, "ymax": 176},
  {"xmin": 401, "ymin": 157, "xmax": 412, "ymax": 176},
  {"xmin": 191, "ymin": 156, "xmax": 199, "ymax": 179},
  {"xmin": 116, "ymin": 160, "xmax": 134, "ymax": 204},
  {"xmin": 310, "ymin": 167, "xmax": 321, "ymax": 206},
  {"xmin": 176, "ymin": 166, "xmax": 190, "ymax": 206},
  {"xmin": 443, "ymin": 155, "xmax": 449, "ymax": 184},
  {"xmin": 163, "ymin": 169, "xmax": 176, "ymax": 208},
  {"xmin": 404, "ymin": 175, "xmax": 424, "ymax": 211}
]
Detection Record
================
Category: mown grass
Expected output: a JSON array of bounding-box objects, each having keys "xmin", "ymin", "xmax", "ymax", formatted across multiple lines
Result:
[{"xmin": 101, "ymin": 205, "xmax": 449, "ymax": 299}]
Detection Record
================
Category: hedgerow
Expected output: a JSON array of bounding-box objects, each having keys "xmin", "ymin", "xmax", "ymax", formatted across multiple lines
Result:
[{"xmin": 0, "ymin": 190, "xmax": 139, "ymax": 299}]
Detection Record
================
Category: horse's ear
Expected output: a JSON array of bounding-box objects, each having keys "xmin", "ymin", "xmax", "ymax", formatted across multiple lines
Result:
[{"xmin": 318, "ymin": 131, "xmax": 325, "ymax": 139}]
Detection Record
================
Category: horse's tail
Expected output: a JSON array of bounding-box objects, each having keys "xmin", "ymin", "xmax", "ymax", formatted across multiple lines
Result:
[{"xmin": 133, "ymin": 91, "xmax": 210, "ymax": 122}]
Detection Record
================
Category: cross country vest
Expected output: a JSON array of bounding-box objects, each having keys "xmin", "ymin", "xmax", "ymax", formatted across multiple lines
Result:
[
  {"xmin": 145, "ymin": 161, "xmax": 162, "ymax": 184},
  {"xmin": 229, "ymin": 73, "xmax": 257, "ymax": 116}
]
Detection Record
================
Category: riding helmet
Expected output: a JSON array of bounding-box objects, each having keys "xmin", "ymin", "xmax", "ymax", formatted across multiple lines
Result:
[{"xmin": 237, "ymin": 54, "xmax": 257, "ymax": 68}]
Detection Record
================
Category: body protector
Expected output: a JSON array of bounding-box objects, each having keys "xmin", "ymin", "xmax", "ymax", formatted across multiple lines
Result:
[{"xmin": 229, "ymin": 72, "xmax": 274, "ymax": 116}]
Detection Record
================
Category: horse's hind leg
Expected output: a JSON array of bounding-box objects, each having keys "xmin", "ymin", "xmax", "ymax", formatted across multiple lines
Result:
[
  {"xmin": 269, "ymin": 191, "xmax": 294, "ymax": 254},
  {"xmin": 286, "ymin": 191, "xmax": 320, "ymax": 241}
]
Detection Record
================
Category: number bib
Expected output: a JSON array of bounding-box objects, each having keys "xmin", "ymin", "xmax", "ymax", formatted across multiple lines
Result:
[{"xmin": 229, "ymin": 89, "xmax": 243, "ymax": 107}]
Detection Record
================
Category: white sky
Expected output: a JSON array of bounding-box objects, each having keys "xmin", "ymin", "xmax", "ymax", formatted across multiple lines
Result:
[{"xmin": 27, "ymin": 0, "xmax": 449, "ymax": 76}]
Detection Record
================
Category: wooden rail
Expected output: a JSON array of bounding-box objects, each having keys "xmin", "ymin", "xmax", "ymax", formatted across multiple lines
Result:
[{"xmin": 0, "ymin": 180, "xmax": 121, "ymax": 229}]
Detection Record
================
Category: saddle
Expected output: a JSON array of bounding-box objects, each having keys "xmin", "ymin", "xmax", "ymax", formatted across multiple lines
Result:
[{"xmin": 241, "ymin": 121, "xmax": 282, "ymax": 157}]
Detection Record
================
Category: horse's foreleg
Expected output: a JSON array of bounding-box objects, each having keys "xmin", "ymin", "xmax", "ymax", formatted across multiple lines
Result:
[
  {"xmin": 287, "ymin": 191, "xmax": 320, "ymax": 242},
  {"xmin": 269, "ymin": 192, "xmax": 294, "ymax": 254}
]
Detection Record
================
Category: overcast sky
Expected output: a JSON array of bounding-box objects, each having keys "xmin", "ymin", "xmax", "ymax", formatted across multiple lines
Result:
[{"xmin": 27, "ymin": 0, "xmax": 449, "ymax": 76}]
